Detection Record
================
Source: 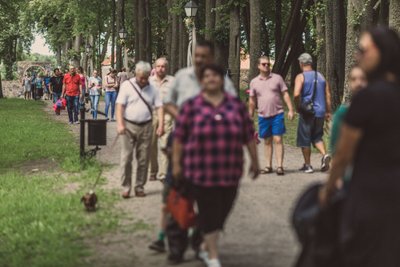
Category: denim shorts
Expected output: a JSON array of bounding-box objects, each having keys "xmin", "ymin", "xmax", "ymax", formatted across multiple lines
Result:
[
  {"xmin": 297, "ymin": 115, "xmax": 325, "ymax": 147},
  {"xmin": 258, "ymin": 112, "xmax": 286, "ymax": 138}
]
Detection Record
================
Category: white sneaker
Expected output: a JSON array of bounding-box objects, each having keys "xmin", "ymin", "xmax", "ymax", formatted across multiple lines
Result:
[
  {"xmin": 208, "ymin": 258, "xmax": 222, "ymax": 267},
  {"xmin": 304, "ymin": 165, "xmax": 314, "ymax": 174},
  {"xmin": 321, "ymin": 154, "xmax": 331, "ymax": 172},
  {"xmin": 198, "ymin": 250, "xmax": 209, "ymax": 264}
]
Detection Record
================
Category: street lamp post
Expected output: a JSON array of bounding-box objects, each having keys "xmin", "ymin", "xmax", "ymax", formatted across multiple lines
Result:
[
  {"xmin": 119, "ymin": 28, "xmax": 128, "ymax": 69},
  {"xmin": 184, "ymin": 1, "xmax": 198, "ymax": 67}
]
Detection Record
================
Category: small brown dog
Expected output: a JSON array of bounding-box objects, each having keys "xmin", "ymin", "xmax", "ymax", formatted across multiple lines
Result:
[{"xmin": 81, "ymin": 190, "xmax": 98, "ymax": 212}]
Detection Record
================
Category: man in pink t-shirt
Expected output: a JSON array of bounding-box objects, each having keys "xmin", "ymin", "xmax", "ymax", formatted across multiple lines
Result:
[{"xmin": 249, "ymin": 56, "xmax": 294, "ymax": 175}]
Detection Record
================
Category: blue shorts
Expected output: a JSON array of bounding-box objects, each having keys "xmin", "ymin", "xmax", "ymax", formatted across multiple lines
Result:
[{"xmin": 258, "ymin": 113, "xmax": 286, "ymax": 138}]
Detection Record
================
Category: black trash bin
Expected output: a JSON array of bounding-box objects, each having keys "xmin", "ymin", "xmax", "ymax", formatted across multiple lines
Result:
[{"xmin": 87, "ymin": 119, "xmax": 107, "ymax": 146}]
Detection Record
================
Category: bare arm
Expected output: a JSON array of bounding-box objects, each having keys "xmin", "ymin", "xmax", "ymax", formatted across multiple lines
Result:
[
  {"xmin": 282, "ymin": 91, "xmax": 295, "ymax": 120},
  {"xmin": 61, "ymin": 84, "xmax": 66, "ymax": 97},
  {"xmin": 246, "ymin": 140, "xmax": 260, "ymax": 180},
  {"xmin": 163, "ymin": 103, "xmax": 179, "ymax": 120},
  {"xmin": 116, "ymin": 104, "xmax": 126, "ymax": 135},
  {"xmin": 320, "ymin": 124, "xmax": 363, "ymax": 204},
  {"xmin": 249, "ymin": 96, "xmax": 257, "ymax": 118},
  {"xmin": 156, "ymin": 107, "xmax": 165, "ymax": 136},
  {"xmin": 172, "ymin": 139, "xmax": 184, "ymax": 180},
  {"xmin": 293, "ymin": 74, "xmax": 304, "ymax": 112},
  {"xmin": 325, "ymin": 82, "xmax": 332, "ymax": 120}
]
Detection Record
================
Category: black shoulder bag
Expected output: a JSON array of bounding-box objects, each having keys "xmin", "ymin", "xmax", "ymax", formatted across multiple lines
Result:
[
  {"xmin": 128, "ymin": 80, "xmax": 153, "ymax": 119},
  {"xmin": 299, "ymin": 71, "xmax": 318, "ymax": 117}
]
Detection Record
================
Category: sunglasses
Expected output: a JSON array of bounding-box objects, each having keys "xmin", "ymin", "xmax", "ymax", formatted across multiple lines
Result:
[{"xmin": 261, "ymin": 62, "xmax": 271, "ymax": 67}]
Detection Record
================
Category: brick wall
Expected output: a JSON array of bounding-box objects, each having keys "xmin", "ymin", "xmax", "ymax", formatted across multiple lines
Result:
[{"xmin": 1, "ymin": 81, "xmax": 24, "ymax": 98}]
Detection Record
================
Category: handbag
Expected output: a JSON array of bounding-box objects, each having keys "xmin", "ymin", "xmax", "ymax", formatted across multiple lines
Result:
[
  {"xmin": 299, "ymin": 70, "xmax": 318, "ymax": 117},
  {"xmin": 167, "ymin": 188, "xmax": 196, "ymax": 230}
]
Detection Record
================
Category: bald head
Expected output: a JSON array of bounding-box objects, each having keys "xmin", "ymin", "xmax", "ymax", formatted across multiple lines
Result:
[{"xmin": 154, "ymin": 57, "xmax": 168, "ymax": 79}]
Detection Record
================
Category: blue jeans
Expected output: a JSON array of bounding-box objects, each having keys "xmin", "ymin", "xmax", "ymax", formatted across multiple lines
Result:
[
  {"xmin": 90, "ymin": 95, "xmax": 100, "ymax": 119},
  {"xmin": 66, "ymin": 95, "xmax": 80, "ymax": 123},
  {"xmin": 105, "ymin": 91, "xmax": 117, "ymax": 120},
  {"xmin": 53, "ymin": 92, "xmax": 62, "ymax": 104}
]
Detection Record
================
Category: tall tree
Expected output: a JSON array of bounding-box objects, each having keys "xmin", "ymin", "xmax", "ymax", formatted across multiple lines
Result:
[
  {"xmin": 325, "ymin": 0, "xmax": 346, "ymax": 109},
  {"xmin": 343, "ymin": 0, "xmax": 377, "ymax": 102},
  {"xmin": 275, "ymin": 0, "xmax": 283, "ymax": 56},
  {"xmin": 116, "ymin": 0, "xmax": 124, "ymax": 70},
  {"xmin": 205, "ymin": 0, "xmax": 216, "ymax": 40},
  {"xmin": 249, "ymin": 0, "xmax": 262, "ymax": 80},
  {"xmin": 170, "ymin": 0, "xmax": 180, "ymax": 74},
  {"xmin": 228, "ymin": 3, "xmax": 241, "ymax": 90},
  {"xmin": 214, "ymin": 0, "xmax": 229, "ymax": 68},
  {"xmin": 389, "ymin": 0, "xmax": 400, "ymax": 31}
]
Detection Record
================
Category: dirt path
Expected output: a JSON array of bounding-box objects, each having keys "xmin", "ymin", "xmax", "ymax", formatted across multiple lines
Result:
[{"xmin": 47, "ymin": 101, "xmax": 325, "ymax": 267}]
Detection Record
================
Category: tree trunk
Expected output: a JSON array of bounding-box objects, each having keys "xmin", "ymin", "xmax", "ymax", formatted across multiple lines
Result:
[
  {"xmin": 133, "ymin": 0, "xmax": 140, "ymax": 63},
  {"xmin": 261, "ymin": 16, "xmax": 270, "ymax": 56},
  {"xmin": 343, "ymin": 0, "xmax": 376, "ymax": 102},
  {"xmin": 249, "ymin": 0, "xmax": 261, "ymax": 80},
  {"xmin": 166, "ymin": 0, "xmax": 173, "ymax": 69},
  {"xmin": 272, "ymin": 0, "xmax": 304, "ymax": 74},
  {"xmin": 205, "ymin": 0, "xmax": 216, "ymax": 40},
  {"xmin": 228, "ymin": 4, "xmax": 241, "ymax": 91},
  {"xmin": 389, "ymin": 0, "xmax": 400, "ymax": 31},
  {"xmin": 101, "ymin": 30, "xmax": 111, "ymax": 67},
  {"xmin": 116, "ymin": 0, "xmax": 123, "ymax": 71},
  {"xmin": 56, "ymin": 45, "xmax": 62, "ymax": 67},
  {"xmin": 73, "ymin": 35, "xmax": 82, "ymax": 67},
  {"xmin": 325, "ymin": 0, "xmax": 346, "ymax": 109},
  {"xmin": 0, "ymin": 72, "xmax": 3, "ymax": 98},
  {"xmin": 275, "ymin": 0, "xmax": 282, "ymax": 56},
  {"xmin": 179, "ymin": 19, "xmax": 188, "ymax": 69},
  {"xmin": 170, "ymin": 0, "xmax": 180, "ymax": 74},
  {"xmin": 316, "ymin": 11, "xmax": 326, "ymax": 77},
  {"xmin": 214, "ymin": 0, "xmax": 229, "ymax": 68},
  {"xmin": 241, "ymin": 2, "xmax": 251, "ymax": 46},
  {"xmin": 144, "ymin": 0, "xmax": 152, "ymax": 62},
  {"xmin": 111, "ymin": 0, "xmax": 116, "ymax": 68},
  {"xmin": 379, "ymin": 0, "xmax": 390, "ymax": 25}
]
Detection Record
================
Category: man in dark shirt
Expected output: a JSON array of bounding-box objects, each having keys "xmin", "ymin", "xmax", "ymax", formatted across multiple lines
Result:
[{"xmin": 50, "ymin": 68, "xmax": 64, "ymax": 103}]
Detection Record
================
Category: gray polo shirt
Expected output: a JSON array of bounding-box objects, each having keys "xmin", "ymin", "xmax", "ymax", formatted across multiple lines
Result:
[
  {"xmin": 116, "ymin": 78, "xmax": 162, "ymax": 122},
  {"xmin": 163, "ymin": 67, "xmax": 237, "ymax": 108}
]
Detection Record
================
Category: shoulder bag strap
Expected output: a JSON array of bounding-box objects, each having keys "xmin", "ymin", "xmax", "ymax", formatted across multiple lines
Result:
[{"xmin": 128, "ymin": 80, "xmax": 153, "ymax": 119}]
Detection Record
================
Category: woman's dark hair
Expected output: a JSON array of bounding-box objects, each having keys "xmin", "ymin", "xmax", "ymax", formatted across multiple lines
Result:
[
  {"xmin": 78, "ymin": 66, "xmax": 84, "ymax": 73},
  {"xmin": 367, "ymin": 26, "xmax": 400, "ymax": 80},
  {"xmin": 199, "ymin": 64, "xmax": 225, "ymax": 81}
]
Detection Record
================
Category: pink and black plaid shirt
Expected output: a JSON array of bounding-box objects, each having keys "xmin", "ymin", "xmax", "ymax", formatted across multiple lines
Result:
[{"xmin": 174, "ymin": 93, "xmax": 255, "ymax": 187}]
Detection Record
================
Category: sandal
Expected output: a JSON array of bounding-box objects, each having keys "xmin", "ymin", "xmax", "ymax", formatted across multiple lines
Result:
[
  {"xmin": 259, "ymin": 167, "xmax": 273, "ymax": 174},
  {"xmin": 276, "ymin": 167, "xmax": 285, "ymax": 176}
]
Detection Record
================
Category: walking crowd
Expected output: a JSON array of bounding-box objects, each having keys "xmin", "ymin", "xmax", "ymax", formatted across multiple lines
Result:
[{"xmin": 25, "ymin": 25, "xmax": 400, "ymax": 267}]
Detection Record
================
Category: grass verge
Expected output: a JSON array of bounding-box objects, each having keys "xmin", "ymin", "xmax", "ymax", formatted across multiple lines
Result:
[{"xmin": 0, "ymin": 98, "xmax": 119, "ymax": 267}]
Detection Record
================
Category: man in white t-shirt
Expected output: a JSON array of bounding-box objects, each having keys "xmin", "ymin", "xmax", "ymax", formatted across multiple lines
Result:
[{"xmin": 116, "ymin": 61, "xmax": 164, "ymax": 198}]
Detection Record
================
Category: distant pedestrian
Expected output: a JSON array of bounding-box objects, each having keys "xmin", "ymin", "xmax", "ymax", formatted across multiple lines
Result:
[
  {"xmin": 62, "ymin": 66, "xmax": 82, "ymax": 125},
  {"xmin": 77, "ymin": 66, "xmax": 88, "ymax": 98},
  {"xmin": 293, "ymin": 53, "xmax": 332, "ymax": 173},
  {"xmin": 249, "ymin": 56, "xmax": 295, "ymax": 176},
  {"xmin": 88, "ymin": 70, "xmax": 102, "ymax": 119},
  {"xmin": 173, "ymin": 64, "xmax": 259, "ymax": 267},
  {"xmin": 22, "ymin": 74, "xmax": 31, "ymax": 100},
  {"xmin": 149, "ymin": 58, "xmax": 175, "ymax": 181},
  {"xmin": 116, "ymin": 61, "xmax": 164, "ymax": 198},
  {"xmin": 117, "ymin": 67, "xmax": 129, "ymax": 86},
  {"xmin": 34, "ymin": 73, "xmax": 45, "ymax": 100},
  {"xmin": 320, "ymin": 26, "xmax": 400, "ymax": 267},
  {"xmin": 50, "ymin": 68, "xmax": 64, "ymax": 104},
  {"xmin": 104, "ymin": 69, "xmax": 119, "ymax": 121},
  {"xmin": 43, "ymin": 72, "xmax": 52, "ymax": 100}
]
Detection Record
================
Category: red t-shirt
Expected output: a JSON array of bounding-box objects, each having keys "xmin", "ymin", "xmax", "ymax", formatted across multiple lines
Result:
[{"xmin": 63, "ymin": 73, "xmax": 81, "ymax": 96}]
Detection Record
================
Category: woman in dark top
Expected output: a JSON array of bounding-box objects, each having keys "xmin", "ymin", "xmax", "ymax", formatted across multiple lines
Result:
[{"xmin": 320, "ymin": 27, "xmax": 400, "ymax": 267}]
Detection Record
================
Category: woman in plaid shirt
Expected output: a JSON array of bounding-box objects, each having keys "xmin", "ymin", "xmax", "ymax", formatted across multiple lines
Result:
[{"xmin": 172, "ymin": 64, "xmax": 260, "ymax": 267}]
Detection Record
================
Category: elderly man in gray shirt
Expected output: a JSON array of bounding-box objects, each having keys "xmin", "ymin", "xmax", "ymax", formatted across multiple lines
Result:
[{"xmin": 164, "ymin": 40, "xmax": 237, "ymax": 117}]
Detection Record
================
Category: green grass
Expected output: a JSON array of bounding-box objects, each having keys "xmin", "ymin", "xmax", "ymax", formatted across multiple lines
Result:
[
  {"xmin": 0, "ymin": 98, "xmax": 119, "ymax": 267},
  {"xmin": 0, "ymin": 99, "xmax": 80, "ymax": 172}
]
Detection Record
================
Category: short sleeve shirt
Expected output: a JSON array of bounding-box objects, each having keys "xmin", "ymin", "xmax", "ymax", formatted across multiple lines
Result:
[
  {"xmin": 150, "ymin": 75, "xmax": 175, "ymax": 102},
  {"xmin": 88, "ymin": 76, "xmax": 102, "ymax": 96},
  {"xmin": 116, "ymin": 78, "xmax": 162, "ymax": 122},
  {"xmin": 63, "ymin": 73, "xmax": 81, "ymax": 96},
  {"xmin": 164, "ymin": 67, "xmax": 237, "ymax": 108},
  {"xmin": 50, "ymin": 76, "xmax": 64, "ymax": 93},
  {"xmin": 174, "ymin": 93, "xmax": 255, "ymax": 187},
  {"xmin": 249, "ymin": 73, "xmax": 288, "ymax": 118}
]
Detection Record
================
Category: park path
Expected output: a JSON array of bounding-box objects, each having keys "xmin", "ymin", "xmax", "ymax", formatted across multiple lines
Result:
[{"xmin": 47, "ymin": 100, "xmax": 324, "ymax": 267}]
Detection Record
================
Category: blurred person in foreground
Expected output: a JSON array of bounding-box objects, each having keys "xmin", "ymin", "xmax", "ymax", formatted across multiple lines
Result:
[
  {"xmin": 173, "ymin": 64, "xmax": 259, "ymax": 267},
  {"xmin": 320, "ymin": 26, "xmax": 400, "ymax": 267}
]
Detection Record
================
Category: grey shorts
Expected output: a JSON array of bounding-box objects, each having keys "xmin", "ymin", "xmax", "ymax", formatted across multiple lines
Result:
[{"xmin": 297, "ymin": 115, "xmax": 325, "ymax": 148}]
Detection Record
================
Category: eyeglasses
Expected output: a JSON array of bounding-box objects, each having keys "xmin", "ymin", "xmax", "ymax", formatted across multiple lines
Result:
[{"xmin": 261, "ymin": 63, "xmax": 271, "ymax": 67}]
